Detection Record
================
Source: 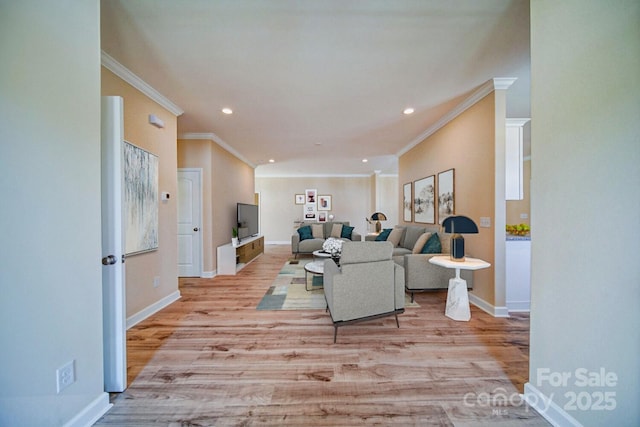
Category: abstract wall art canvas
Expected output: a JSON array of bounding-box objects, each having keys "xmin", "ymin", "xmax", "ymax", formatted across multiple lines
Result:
[{"xmin": 124, "ymin": 141, "xmax": 159, "ymax": 255}]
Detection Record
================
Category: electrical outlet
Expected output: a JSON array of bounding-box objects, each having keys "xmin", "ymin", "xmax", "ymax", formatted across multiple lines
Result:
[
  {"xmin": 480, "ymin": 217, "xmax": 491, "ymax": 228},
  {"xmin": 153, "ymin": 276, "xmax": 160, "ymax": 288},
  {"xmin": 56, "ymin": 360, "xmax": 75, "ymax": 393},
  {"xmin": 520, "ymin": 213, "xmax": 529, "ymax": 219}
]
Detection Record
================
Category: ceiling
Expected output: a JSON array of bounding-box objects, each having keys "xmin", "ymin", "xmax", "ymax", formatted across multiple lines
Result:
[{"xmin": 101, "ymin": 0, "xmax": 530, "ymax": 177}]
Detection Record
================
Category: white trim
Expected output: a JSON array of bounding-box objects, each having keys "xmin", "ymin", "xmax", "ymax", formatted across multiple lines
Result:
[
  {"xmin": 62, "ymin": 392, "xmax": 112, "ymax": 427},
  {"xmin": 524, "ymin": 383, "xmax": 584, "ymax": 427},
  {"xmin": 101, "ymin": 51, "xmax": 184, "ymax": 117},
  {"xmin": 506, "ymin": 118, "xmax": 531, "ymax": 127},
  {"xmin": 397, "ymin": 77, "xmax": 517, "ymax": 156},
  {"xmin": 179, "ymin": 132, "xmax": 256, "ymax": 168},
  {"xmin": 468, "ymin": 292, "xmax": 509, "ymax": 317},
  {"xmin": 507, "ymin": 300, "xmax": 531, "ymax": 312},
  {"xmin": 256, "ymin": 173, "xmax": 372, "ymax": 178},
  {"xmin": 126, "ymin": 291, "xmax": 181, "ymax": 329},
  {"xmin": 202, "ymin": 270, "xmax": 216, "ymax": 278},
  {"xmin": 267, "ymin": 240, "xmax": 291, "ymax": 245}
]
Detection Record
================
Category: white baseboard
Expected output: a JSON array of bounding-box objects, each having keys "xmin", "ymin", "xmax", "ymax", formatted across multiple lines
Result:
[
  {"xmin": 468, "ymin": 292, "xmax": 509, "ymax": 317},
  {"xmin": 507, "ymin": 300, "xmax": 531, "ymax": 312},
  {"xmin": 266, "ymin": 240, "xmax": 290, "ymax": 245},
  {"xmin": 126, "ymin": 290, "xmax": 181, "ymax": 329},
  {"xmin": 202, "ymin": 270, "xmax": 216, "ymax": 278},
  {"xmin": 63, "ymin": 392, "xmax": 112, "ymax": 427},
  {"xmin": 523, "ymin": 383, "xmax": 583, "ymax": 427}
]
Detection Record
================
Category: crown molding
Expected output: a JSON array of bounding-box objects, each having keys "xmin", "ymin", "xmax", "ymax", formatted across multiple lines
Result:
[
  {"xmin": 101, "ymin": 51, "xmax": 184, "ymax": 117},
  {"xmin": 506, "ymin": 118, "xmax": 531, "ymax": 127},
  {"xmin": 397, "ymin": 77, "xmax": 517, "ymax": 157},
  {"xmin": 179, "ymin": 132, "xmax": 256, "ymax": 168}
]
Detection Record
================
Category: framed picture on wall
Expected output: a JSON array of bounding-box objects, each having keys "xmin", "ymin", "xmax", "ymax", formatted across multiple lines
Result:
[
  {"xmin": 438, "ymin": 168, "xmax": 455, "ymax": 222},
  {"xmin": 295, "ymin": 194, "xmax": 305, "ymax": 204},
  {"xmin": 414, "ymin": 176, "xmax": 435, "ymax": 224},
  {"xmin": 305, "ymin": 189, "xmax": 317, "ymax": 204},
  {"xmin": 318, "ymin": 195, "xmax": 332, "ymax": 211},
  {"xmin": 403, "ymin": 182, "xmax": 412, "ymax": 222},
  {"xmin": 318, "ymin": 212, "xmax": 327, "ymax": 222}
]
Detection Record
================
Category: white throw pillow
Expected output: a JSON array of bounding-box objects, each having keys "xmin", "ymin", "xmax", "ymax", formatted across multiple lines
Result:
[
  {"xmin": 312, "ymin": 224, "xmax": 324, "ymax": 239},
  {"xmin": 330, "ymin": 223, "xmax": 343, "ymax": 238},
  {"xmin": 412, "ymin": 232, "xmax": 432, "ymax": 254},
  {"xmin": 387, "ymin": 227, "xmax": 404, "ymax": 247}
]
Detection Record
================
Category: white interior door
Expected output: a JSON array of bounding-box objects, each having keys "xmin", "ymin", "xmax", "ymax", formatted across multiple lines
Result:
[
  {"xmin": 101, "ymin": 96, "xmax": 127, "ymax": 392},
  {"xmin": 177, "ymin": 169, "xmax": 202, "ymax": 277}
]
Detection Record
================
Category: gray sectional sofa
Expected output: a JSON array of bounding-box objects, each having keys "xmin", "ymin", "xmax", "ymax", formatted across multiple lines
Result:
[
  {"xmin": 291, "ymin": 221, "xmax": 361, "ymax": 258},
  {"xmin": 365, "ymin": 225, "xmax": 473, "ymax": 301}
]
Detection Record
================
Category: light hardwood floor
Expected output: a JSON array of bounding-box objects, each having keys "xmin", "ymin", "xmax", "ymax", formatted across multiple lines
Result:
[{"xmin": 95, "ymin": 244, "xmax": 549, "ymax": 426}]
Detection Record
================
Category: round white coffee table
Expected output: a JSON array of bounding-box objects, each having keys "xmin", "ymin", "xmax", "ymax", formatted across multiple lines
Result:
[
  {"xmin": 304, "ymin": 260, "xmax": 325, "ymax": 291},
  {"xmin": 312, "ymin": 250, "xmax": 332, "ymax": 260}
]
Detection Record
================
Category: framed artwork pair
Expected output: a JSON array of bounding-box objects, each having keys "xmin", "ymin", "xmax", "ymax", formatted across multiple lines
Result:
[{"xmin": 403, "ymin": 168, "xmax": 455, "ymax": 224}]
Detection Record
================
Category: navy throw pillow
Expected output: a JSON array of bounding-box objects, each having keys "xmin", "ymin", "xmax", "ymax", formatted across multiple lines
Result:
[
  {"xmin": 297, "ymin": 225, "xmax": 313, "ymax": 241},
  {"xmin": 375, "ymin": 228, "xmax": 392, "ymax": 241},
  {"xmin": 341, "ymin": 225, "xmax": 355, "ymax": 240},
  {"xmin": 420, "ymin": 232, "xmax": 442, "ymax": 254}
]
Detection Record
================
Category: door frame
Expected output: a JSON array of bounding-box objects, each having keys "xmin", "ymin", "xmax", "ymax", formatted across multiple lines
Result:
[{"xmin": 177, "ymin": 168, "xmax": 204, "ymax": 277}]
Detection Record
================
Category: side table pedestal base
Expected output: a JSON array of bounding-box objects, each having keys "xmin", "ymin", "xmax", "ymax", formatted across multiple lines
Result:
[{"xmin": 445, "ymin": 278, "xmax": 471, "ymax": 321}]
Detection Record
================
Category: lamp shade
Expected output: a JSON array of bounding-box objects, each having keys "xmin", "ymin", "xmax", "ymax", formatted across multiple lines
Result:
[
  {"xmin": 442, "ymin": 215, "xmax": 478, "ymax": 261},
  {"xmin": 370, "ymin": 212, "xmax": 387, "ymax": 221},
  {"xmin": 442, "ymin": 215, "xmax": 478, "ymax": 234}
]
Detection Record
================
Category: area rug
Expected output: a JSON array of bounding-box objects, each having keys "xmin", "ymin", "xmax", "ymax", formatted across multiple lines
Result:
[{"xmin": 257, "ymin": 259, "xmax": 420, "ymax": 310}]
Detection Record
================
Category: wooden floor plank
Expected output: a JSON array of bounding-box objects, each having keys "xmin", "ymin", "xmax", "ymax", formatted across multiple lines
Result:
[{"xmin": 95, "ymin": 244, "xmax": 549, "ymax": 426}]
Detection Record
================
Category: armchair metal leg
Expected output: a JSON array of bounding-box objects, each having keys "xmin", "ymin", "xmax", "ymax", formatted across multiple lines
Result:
[
  {"xmin": 395, "ymin": 314, "xmax": 400, "ymax": 328},
  {"xmin": 334, "ymin": 326, "xmax": 338, "ymax": 343},
  {"xmin": 410, "ymin": 292, "xmax": 415, "ymax": 303}
]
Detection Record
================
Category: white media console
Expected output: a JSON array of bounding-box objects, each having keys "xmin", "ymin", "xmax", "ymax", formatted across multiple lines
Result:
[{"xmin": 216, "ymin": 234, "xmax": 264, "ymax": 275}]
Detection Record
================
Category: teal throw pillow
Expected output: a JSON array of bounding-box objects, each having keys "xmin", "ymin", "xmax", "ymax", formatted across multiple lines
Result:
[
  {"xmin": 420, "ymin": 232, "xmax": 442, "ymax": 254},
  {"xmin": 375, "ymin": 228, "xmax": 392, "ymax": 241},
  {"xmin": 341, "ymin": 225, "xmax": 354, "ymax": 240},
  {"xmin": 297, "ymin": 225, "xmax": 313, "ymax": 241}
]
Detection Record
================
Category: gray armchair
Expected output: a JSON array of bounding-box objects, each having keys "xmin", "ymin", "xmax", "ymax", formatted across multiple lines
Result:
[{"xmin": 323, "ymin": 241, "xmax": 405, "ymax": 343}]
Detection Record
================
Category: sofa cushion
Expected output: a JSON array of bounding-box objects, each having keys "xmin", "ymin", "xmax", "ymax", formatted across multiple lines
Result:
[
  {"xmin": 420, "ymin": 232, "xmax": 442, "ymax": 254},
  {"xmin": 375, "ymin": 228, "xmax": 392, "ymax": 241},
  {"xmin": 311, "ymin": 224, "xmax": 324, "ymax": 239},
  {"xmin": 330, "ymin": 223, "xmax": 343, "ymax": 238},
  {"xmin": 297, "ymin": 225, "xmax": 313, "ymax": 241},
  {"xmin": 341, "ymin": 225, "xmax": 354, "ymax": 240},
  {"xmin": 412, "ymin": 232, "xmax": 432, "ymax": 254},
  {"xmin": 402, "ymin": 225, "xmax": 427, "ymax": 250},
  {"xmin": 387, "ymin": 227, "xmax": 405, "ymax": 247}
]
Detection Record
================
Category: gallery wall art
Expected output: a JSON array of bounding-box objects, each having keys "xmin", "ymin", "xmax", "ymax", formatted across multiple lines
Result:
[
  {"xmin": 124, "ymin": 141, "xmax": 158, "ymax": 255},
  {"xmin": 414, "ymin": 176, "xmax": 435, "ymax": 224}
]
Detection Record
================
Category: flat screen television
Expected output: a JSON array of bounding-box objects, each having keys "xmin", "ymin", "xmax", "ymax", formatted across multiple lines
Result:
[{"xmin": 237, "ymin": 203, "xmax": 259, "ymax": 240}]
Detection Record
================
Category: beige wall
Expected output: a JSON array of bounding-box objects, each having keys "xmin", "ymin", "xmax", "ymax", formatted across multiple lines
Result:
[
  {"xmin": 255, "ymin": 176, "xmax": 395, "ymax": 242},
  {"xmin": 102, "ymin": 68, "xmax": 179, "ymax": 318},
  {"xmin": 529, "ymin": 1, "xmax": 640, "ymax": 424},
  {"xmin": 399, "ymin": 92, "xmax": 499, "ymax": 306},
  {"xmin": 178, "ymin": 138, "xmax": 255, "ymax": 275}
]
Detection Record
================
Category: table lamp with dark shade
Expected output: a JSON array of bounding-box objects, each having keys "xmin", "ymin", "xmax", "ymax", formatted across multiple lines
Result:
[
  {"xmin": 370, "ymin": 212, "xmax": 387, "ymax": 233},
  {"xmin": 442, "ymin": 215, "xmax": 478, "ymax": 262}
]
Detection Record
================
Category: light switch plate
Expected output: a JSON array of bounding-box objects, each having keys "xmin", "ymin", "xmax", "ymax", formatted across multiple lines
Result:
[{"xmin": 480, "ymin": 217, "xmax": 491, "ymax": 228}]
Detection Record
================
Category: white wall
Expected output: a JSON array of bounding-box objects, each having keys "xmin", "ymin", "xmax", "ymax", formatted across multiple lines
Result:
[
  {"xmin": 528, "ymin": 1, "xmax": 640, "ymax": 425},
  {"xmin": 0, "ymin": 1, "xmax": 109, "ymax": 425},
  {"xmin": 256, "ymin": 176, "xmax": 398, "ymax": 243}
]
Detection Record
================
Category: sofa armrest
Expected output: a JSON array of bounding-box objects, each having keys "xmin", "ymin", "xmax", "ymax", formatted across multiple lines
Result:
[
  {"xmin": 291, "ymin": 233, "xmax": 301, "ymax": 253},
  {"xmin": 403, "ymin": 253, "xmax": 473, "ymax": 290},
  {"xmin": 364, "ymin": 234, "xmax": 377, "ymax": 242},
  {"xmin": 350, "ymin": 231, "xmax": 362, "ymax": 242},
  {"xmin": 394, "ymin": 263, "xmax": 405, "ymax": 309}
]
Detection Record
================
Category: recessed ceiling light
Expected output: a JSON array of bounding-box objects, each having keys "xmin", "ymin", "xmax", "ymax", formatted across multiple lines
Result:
[
  {"xmin": 268, "ymin": 159, "xmax": 275, "ymax": 163},
  {"xmin": 222, "ymin": 108, "xmax": 233, "ymax": 115},
  {"xmin": 403, "ymin": 107, "xmax": 415, "ymax": 115},
  {"xmin": 362, "ymin": 159, "xmax": 368, "ymax": 163}
]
